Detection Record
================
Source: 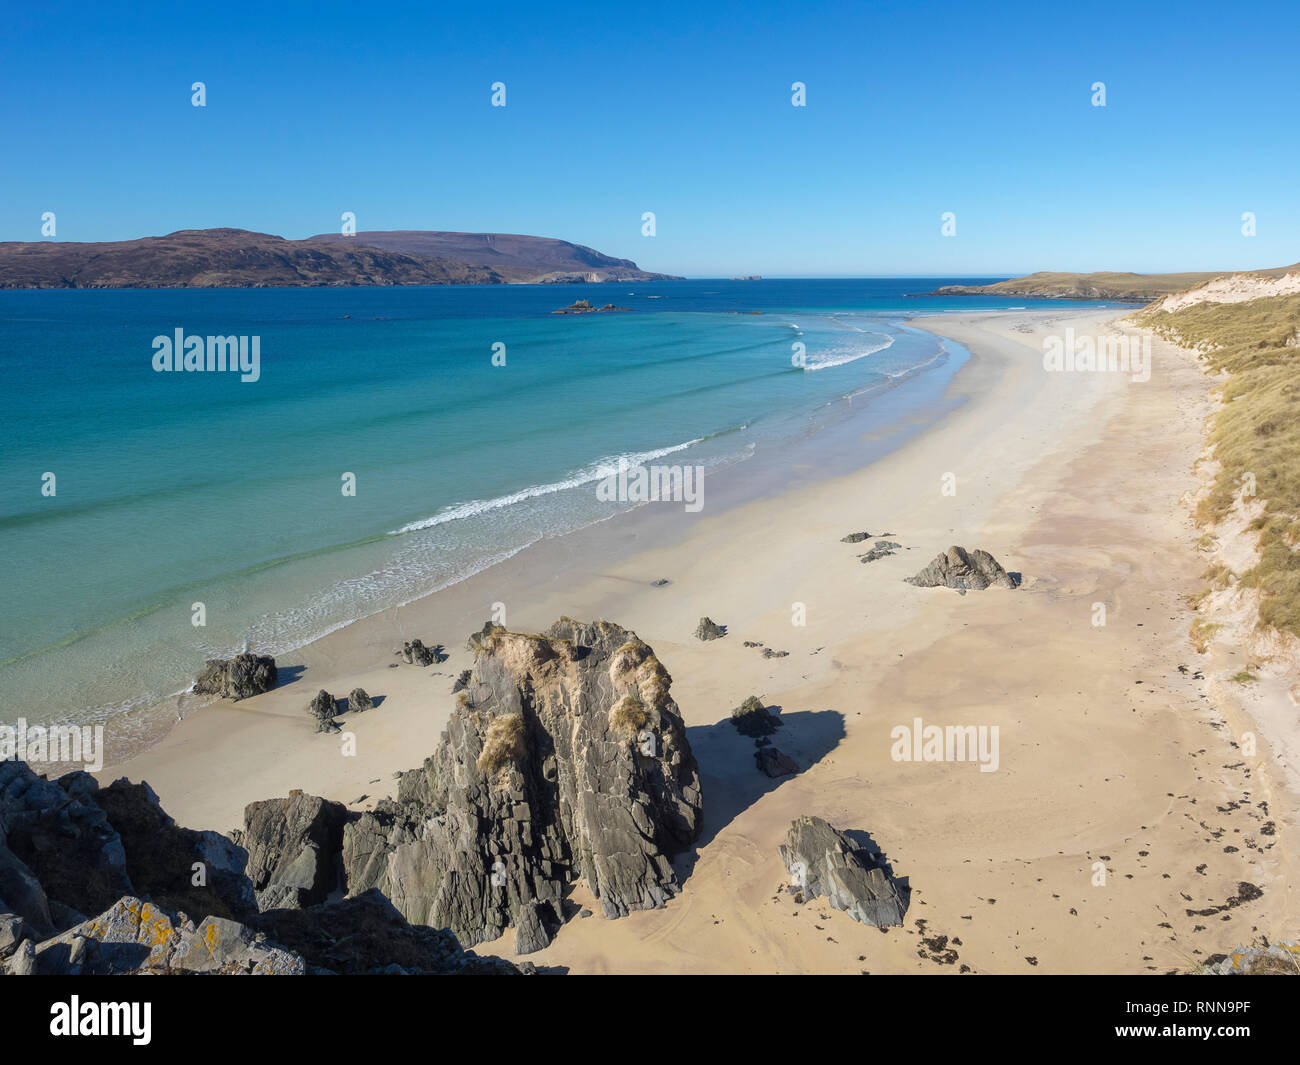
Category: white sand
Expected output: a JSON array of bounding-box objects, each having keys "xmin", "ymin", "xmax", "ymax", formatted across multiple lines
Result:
[{"xmin": 103, "ymin": 307, "xmax": 1300, "ymax": 974}]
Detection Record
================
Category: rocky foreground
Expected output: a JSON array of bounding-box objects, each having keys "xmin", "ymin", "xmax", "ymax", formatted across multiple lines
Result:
[{"xmin": 0, "ymin": 617, "xmax": 704, "ymax": 973}]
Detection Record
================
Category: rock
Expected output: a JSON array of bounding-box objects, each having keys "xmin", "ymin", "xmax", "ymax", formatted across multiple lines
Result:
[
  {"xmin": 0, "ymin": 760, "xmax": 130, "ymax": 935},
  {"xmin": 340, "ymin": 618, "xmax": 702, "ymax": 949},
  {"xmin": 24, "ymin": 896, "xmax": 180, "ymax": 974},
  {"xmin": 756, "ymin": 747, "xmax": 799, "ymax": 777},
  {"xmin": 242, "ymin": 792, "xmax": 346, "ymax": 910},
  {"xmin": 731, "ymin": 695, "xmax": 782, "ymax": 738},
  {"xmin": 305, "ymin": 689, "xmax": 339, "ymax": 732},
  {"xmin": 452, "ymin": 669, "xmax": 472, "ymax": 693},
  {"xmin": 779, "ymin": 816, "xmax": 908, "ymax": 928},
  {"xmin": 761, "ymin": 648, "xmax": 789, "ymax": 659},
  {"xmin": 192, "ymin": 652, "xmax": 277, "ymax": 700},
  {"xmin": 5, "ymin": 939, "xmax": 35, "ymax": 975},
  {"xmin": 651, "ymin": 578, "xmax": 670, "ymax": 587},
  {"xmin": 1197, "ymin": 940, "xmax": 1300, "ymax": 975},
  {"xmin": 16, "ymin": 895, "xmax": 306, "ymax": 975},
  {"xmin": 88, "ymin": 777, "xmax": 257, "ymax": 922},
  {"xmin": 514, "ymin": 899, "xmax": 555, "ymax": 955},
  {"xmin": 0, "ymin": 913, "xmax": 25, "ymax": 958},
  {"xmin": 841, "ymin": 532, "xmax": 871, "ymax": 543},
  {"xmin": 860, "ymin": 541, "xmax": 900, "ymax": 563},
  {"xmin": 743, "ymin": 640, "xmax": 763, "ymax": 648},
  {"xmin": 905, "ymin": 545, "xmax": 1018, "ymax": 594},
  {"xmin": 348, "ymin": 688, "xmax": 373, "ymax": 712},
  {"xmin": 248, "ymin": 890, "xmax": 523, "ymax": 974},
  {"xmin": 402, "ymin": 639, "xmax": 437, "ymax": 666},
  {"xmin": 167, "ymin": 915, "xmax": 306, "ymax": 974},
  {"xmin": 694, "ymin": 616, "xmax": 726, "ymax": 641}
]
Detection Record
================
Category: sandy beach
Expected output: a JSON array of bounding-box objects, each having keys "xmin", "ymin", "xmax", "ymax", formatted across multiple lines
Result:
[{"xmin": 103, "ymin": 306, "xmax": 1299, "ymax": 974}]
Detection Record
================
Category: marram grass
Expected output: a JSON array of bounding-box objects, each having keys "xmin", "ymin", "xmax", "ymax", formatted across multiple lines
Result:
[{"xmin": 1136, "ymin": 293, "xmax": 1300, "ymax": 638}]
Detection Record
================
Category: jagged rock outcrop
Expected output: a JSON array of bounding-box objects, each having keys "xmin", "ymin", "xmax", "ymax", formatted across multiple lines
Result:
[
  {"xmin": 731, "ymin": 695, "xmax": 782, "ymax": 738},
  {"xmin": 84, "ymin": 776, "xmax": 256, "ymax": 922},
  {"xmin": 242, "ymin": 792, "xmax": 346, "ymax": 910},
  {"xmin": 0, "ymin": 759, "xmax": 522, "ymax": 975},
  {"xmin": 306, "ymin": 689, "xmax": 339, "ymax": 732},
  {"xmin": 7, "ymin": 896, "xmax": 306, "ymax": 975},
  {"xmin": 246, "ymin": 890, "xmax": 526, "ymax": 974},
  {"xmin": 341, "ymin": 618, "xmax": 703, "ymax": 953},
  {"xmin": 193, "ymin": 652, "xmax": 277, "ymax": 700},
  {"xmin": 348, "ymin": 688, "xmax": 373, "ymax": 712},
  {"xmin": 401, "ymin": 639, "xmax": 438, "ymax": 666},
  {"xmin": 905, "ymin": 546, "xmax": 1018, "ymax": 594},
  {"xmin": 694, "ymin": 617, "xmax": 726, "ymax": 641},
  {"xmin": 779, "ymin": 816, "xmax": 908, "ymax": 928},
  {"xmin": 841, "ymin": 532, "xmax": 871, "ymax": 543},
  {"xmin": 0, "ymin": 761, "xmax": 130, "ymax": 936}
]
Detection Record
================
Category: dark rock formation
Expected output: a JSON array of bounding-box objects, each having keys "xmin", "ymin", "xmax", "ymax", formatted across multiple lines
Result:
[
  {"xmin": 86, "ymin": 777, "xmax": 256, "ymax": 922},
  {"xmin": 841, "ymin": 532, "xmax": 871, "ymax": 543},
  {"xmin": 694, "ymin": 616, "xmax": 726, "ymax": 641},
  {"xmin": 761, "ymin": 648, "xmax": 789, "ymax": 659},
  {"xmin": 860, "ymin": 540, "xmax": 901, "ymax": 563},
  {"xmin": 9, "ymin": 896, "xmax": 306, "ymax": 975},
  {"xmin": 341, "ymin": 618, "xmax": 703, "ymax": 953},
  {"xmin": 452, "ymin": 669, "xmax": 472, "ymax": 693},
  {"xmin": 731, "ymin": 695, "xmax": 782, "ymax": 738},
  {"xmin": 348, "ymin": 688, "xmax": 373, "ymax": 712},
  {"xmin": 905, "ymin": 546, "xmax": 1018, "ymax": 593},
  {"xmin": 756, "ymin": 747, "xmax": 799, "ymax": 777},
  {"xmin": 0, "ymin": 761, "xmax": 130, "ymax": 935},
  {"xmin": 553, "ymin": 299, "xmax": 630, "ymax": 314},
  {"xmin": 247, "ymin": 889, "xmax": 525, "ymax": 974},
  {"xmin": 401, "ymin": 639, "xmax": 437, "ymax": 666},
  {"xmin": 242, "ymin": 792, "xmax": 347, "ymax": 910},
  {"xmin": 192, "ymin": 652, "xmax": 277, "ymax": 700},
  {"xmin": 779, "ymin": 816, "xmax": 908, "ymax": 927},
  {"xmin": 306, "ymin": 689, "xmax": 340, "ymax": 732},
  {"xmin": 0, "ymin": 759, "xmax": 523, "ymax": 975}
]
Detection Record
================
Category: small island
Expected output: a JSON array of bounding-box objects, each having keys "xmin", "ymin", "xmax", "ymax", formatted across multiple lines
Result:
[{"xmin": 552, "ymin": 299, "xmax": 631, "ymax": 314}]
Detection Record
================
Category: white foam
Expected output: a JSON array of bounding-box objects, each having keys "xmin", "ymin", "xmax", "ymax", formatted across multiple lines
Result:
[{"xmin": 389, "ymin": 438, "xmax": 705, "ymax": 535}]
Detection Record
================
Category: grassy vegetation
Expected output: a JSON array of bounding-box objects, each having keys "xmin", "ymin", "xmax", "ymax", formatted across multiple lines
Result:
[
  {"xmin": 1137, "ymin": 293, "xmax": 1300, "ymax": 639},
  {"xmin": 609, "ymin": 694, "xmax": 648, "ymax": 737},
  {"xmin": 477, "ymin": 713, "xmax": 526, "ymax": 775},
  {"xmin": 1231, "ymin": 670, "xmax": 1259, "ymax": 685}
]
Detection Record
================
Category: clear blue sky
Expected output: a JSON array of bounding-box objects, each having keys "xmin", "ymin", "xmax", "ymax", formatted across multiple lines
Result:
[{"xmin": 2, "ymin": 0, "xmax": 1296, "ymax": 276}]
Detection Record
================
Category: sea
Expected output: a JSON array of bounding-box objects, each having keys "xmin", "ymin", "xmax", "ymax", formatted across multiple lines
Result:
[{"xmin": 0, "ymin": 278, "xmax": 1117, "ymax": 738}]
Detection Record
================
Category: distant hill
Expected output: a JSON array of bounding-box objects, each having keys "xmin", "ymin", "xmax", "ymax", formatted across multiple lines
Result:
[
  {"xmin": 308, "ymin": 230, "xmax": 671, "ymax": 283},
  {"xmin": 911, "ymin": 266, "xmax": 1300, "ymax": 303},
  {"xmin": 0, "ymin": 228, "xmax": 680, "ymax": 289}
]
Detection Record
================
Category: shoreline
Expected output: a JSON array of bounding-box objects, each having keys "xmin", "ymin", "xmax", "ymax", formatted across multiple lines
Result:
[
  {"xmin": 99, "ymin": 306, "xmax": 1300, "ymax": 973},
  {"xmin": 85, "ymin": 315, "xmax": 974, "ymax": 771}
]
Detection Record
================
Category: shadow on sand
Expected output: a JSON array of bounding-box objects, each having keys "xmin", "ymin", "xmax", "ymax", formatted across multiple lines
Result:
[{"xmin": 675, "ymin": 707, "xmax": 845, "ymax": 884}]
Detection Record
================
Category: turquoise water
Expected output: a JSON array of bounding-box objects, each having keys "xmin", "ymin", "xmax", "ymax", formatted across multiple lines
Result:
[{"xmin": 0, "ymin": 279, "xmax": 1117, "ymax": 731}]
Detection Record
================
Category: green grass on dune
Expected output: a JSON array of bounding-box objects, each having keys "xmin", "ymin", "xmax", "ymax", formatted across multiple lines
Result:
[{"xmin": 1136, "ymin": 294, "xmax": 1300, "ymax": 638}]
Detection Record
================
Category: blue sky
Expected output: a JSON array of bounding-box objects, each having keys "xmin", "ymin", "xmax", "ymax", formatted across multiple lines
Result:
[{"xmin": 2, "ymin": 0, "xmax": 1296, "ymax": 276}]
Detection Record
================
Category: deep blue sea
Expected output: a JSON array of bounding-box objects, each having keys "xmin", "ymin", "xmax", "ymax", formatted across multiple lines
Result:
[{"xmin": 0, "ymin": 279, "xmax": 1118, "ymax": 732}]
